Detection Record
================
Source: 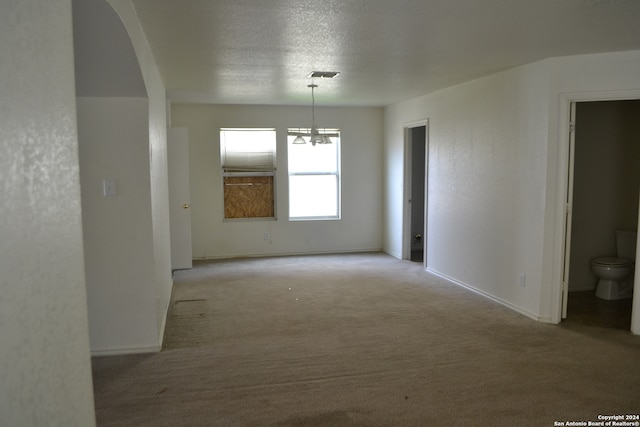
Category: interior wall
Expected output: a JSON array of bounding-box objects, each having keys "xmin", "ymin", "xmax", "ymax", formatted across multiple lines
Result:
[
  {"xmin": 74, "ymin": 0, "xmax": 172, "ymax": 354},
  {"xmin": 148, "ymin": 81, "xmax": 172, "ymax": 338},
  {"xmin": 384, "ymin": 49, "xmax": 640, "ymax": 324},
  {"xmin": 72, "ymin": 0, "xmax": 146, "ymax": 97},
  {"xmin": 171, "ymin": 104, "xmax": 384, "ymax": 258},
  {"xmin": 77, "ymin": 97, "xmax": 161, "ymax": 353},
  {"xmin": 0, "ymin": 0, "xmax": 96, "ymax": 424},
  {"xmin": 569, "ymin": 100, "xmax": 640, "ymax": 291},
  {"xmin": 385, "ymin": 60, "xmax": 550, "ymax": 320},
  {"xmin": 108, "ymin": 0, "xmax": 173, "ymax": 349}
]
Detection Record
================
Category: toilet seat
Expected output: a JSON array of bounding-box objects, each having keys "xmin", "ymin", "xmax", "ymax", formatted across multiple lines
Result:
[{"xmin": 592, "ymin": 257, "xmax": 633, "ymax": 268}]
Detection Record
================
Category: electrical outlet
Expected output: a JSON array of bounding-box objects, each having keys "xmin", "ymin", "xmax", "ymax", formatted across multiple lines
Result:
[
  {"xmin": 519, "ymin": 273, "xmax": 526, "ymax": 287},
  {"xmin": 263, "ymin": 231, "xmax": 271, "ymax": 240},
  {"xmin": 102, "ymin": 178, "xmax": 116, "ymax": 197}
]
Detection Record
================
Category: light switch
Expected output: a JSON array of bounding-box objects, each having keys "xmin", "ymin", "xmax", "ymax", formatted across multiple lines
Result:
[{"xmin": 102, "ymin": 178, "xmax": 116, "ymax": 197}]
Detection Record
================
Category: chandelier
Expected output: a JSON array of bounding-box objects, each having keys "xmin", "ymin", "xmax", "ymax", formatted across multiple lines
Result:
[{"xmin": 292, "ymin": 82, "xmax": 333, "ymax": 146}]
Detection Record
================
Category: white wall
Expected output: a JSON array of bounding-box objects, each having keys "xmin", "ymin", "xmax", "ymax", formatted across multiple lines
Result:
[
  {"xmin": 77, "ymin": 97, "xmax": 161, "ymax": 352},
  {"xmin": 171, "ymin": 104, "xmax": 384, "ymax": 258},
  {"xmin": 0, "ymin": 1, "xmax": 96, "ymax": 425},
  {"xmin": 107, "ymin": 0, "xmax": 172, "ymax": 348},
  {"xmin": 75, "ymin": 0, "xmax": 172, "ymax": 354},
  {"xmin": 73, "ymin": 0, "xmax": 146, "ymax": 98},
  {"xmin": 385, "ymin": 61, "xmax": 549, "ymax": 319},
  {"xmin": 384, "ymin": 50, "xmax": 640, "ymax": 324}
]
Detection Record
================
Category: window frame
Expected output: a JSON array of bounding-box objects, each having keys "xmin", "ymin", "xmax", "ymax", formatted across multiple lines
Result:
[
  {"xmin": 287, "ymin": 128, "xmax": 341, "ymax": 221},
  {"xmin": 220, "ymin": 128, "xmax": 277, "ymax": 221}
]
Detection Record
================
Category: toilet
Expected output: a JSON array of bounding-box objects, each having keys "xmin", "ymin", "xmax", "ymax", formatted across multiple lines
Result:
[{"xmin": 591, "ymin": 230, "xmax": 637, "ymax": 300}]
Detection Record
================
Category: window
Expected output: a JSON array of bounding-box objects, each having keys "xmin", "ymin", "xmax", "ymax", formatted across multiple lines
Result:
[
  {"xmin": 287, "ymin": 128, "xmax": 341, "ymax": 220},
  {"xmin": 220, "ymin": 128, "xmax": 276, "ymax": 219}
]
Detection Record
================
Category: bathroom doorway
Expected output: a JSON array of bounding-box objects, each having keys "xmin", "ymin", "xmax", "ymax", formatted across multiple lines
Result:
[
  {"xmin": 402, "ymin": 122, "xmax": 428, "ymax": 265},
  {"xmin": 563, "ymin": 99, "xmax": 640, "ymax": 331}
]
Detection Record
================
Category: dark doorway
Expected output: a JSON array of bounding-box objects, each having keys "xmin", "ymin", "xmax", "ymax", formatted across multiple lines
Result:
[{"xmin": 410, "ymin": 126, "xmax": 426, "ymax": 263}]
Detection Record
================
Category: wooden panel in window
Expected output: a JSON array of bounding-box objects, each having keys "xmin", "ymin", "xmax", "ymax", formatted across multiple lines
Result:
[{"xmin": 224, "ymin": 176, "xmax": 274, "ymax": 218}]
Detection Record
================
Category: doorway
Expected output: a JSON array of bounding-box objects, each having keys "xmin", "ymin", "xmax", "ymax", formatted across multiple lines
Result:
[
  {"xmin": 563, "ymin": 99, "xmax": 640, "ymax": 331},
  {"xmin": 403, "ymin": 122, "xmax": 428, "ymax": 265}
]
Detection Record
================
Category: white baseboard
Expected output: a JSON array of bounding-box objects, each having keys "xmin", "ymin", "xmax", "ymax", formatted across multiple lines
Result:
[
  {"xmin": 426, "ymin": 268, "xmax": 546, "ymax": 323},
  {"xmin": 91, "ymin": 344, "xmax": 161, "ymax": 357},
  {"xmin": 193, "ymin": 248, "xmax": 384, "ymax": 261},
  {"xmin": 157, "ymin": 295, "xmax": 170, "ymax": 351}
]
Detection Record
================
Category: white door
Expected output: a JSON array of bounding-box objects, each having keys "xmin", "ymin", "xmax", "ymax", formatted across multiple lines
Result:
[{"xmin": 168, "ymin": 127, "xmax": 193, "ymax": 270}]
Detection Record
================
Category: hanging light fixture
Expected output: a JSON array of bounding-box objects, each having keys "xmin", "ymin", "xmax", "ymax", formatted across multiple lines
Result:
[
  {"xmin": 292, "ymin": 128, "xmax": 306, "ymax": 145},
  {"xmin": 289, "ymin": 72, "xmax": 340, "ymax": 146},
  {"xmin": 308, "ymin": 83, "xmax": 327, "ymax": 146}
]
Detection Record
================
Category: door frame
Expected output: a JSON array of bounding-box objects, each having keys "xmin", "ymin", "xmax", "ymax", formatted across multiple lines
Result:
[
  {"xmin": 555, "ymin": 91, "xmax": 640, "ymax": 332},
  {"xmin": 402, "ymin": 120, "xmax": 429, "ymax": 266},
  {"xmin": 561, "ymin": 102, "xmax": 576, "ymax": 319}
]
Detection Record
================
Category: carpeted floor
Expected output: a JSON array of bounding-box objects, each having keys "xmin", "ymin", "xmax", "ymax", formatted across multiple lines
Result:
[{"xmin": 92, "ymin": 252, "xmax": 640, "ymax": 426}]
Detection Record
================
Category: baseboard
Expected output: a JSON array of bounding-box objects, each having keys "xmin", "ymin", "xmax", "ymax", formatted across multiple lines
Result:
[
  {"xmin": 193, "ymin": 248, "xmax": 384, "ymax": 261},
  {"xmin": 427, "ymin": 268, "xmax": 544, "ymax": 323},
  {"xmin": 91, "ymin": 344, "xmax": 161, "ymax": 357},
  {"xmin": 157, "ymin": 292, "xmax": 170, "ymax": 350}
]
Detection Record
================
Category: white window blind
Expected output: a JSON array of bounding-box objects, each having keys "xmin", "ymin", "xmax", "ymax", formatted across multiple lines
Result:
[{"xmin": 220, "ymin": 128, "xmax": 276, "ymax": 172}]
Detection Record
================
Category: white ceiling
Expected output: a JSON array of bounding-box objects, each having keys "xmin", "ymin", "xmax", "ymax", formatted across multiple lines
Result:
[{"xmin": 128, "ymin": 0, "xmax": 640, "ymax": 106}]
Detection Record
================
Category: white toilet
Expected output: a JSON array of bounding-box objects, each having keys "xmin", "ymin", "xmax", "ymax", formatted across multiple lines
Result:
[{"xmin": 591, "ymin": 230, "xmax": 637, "ymax": 300}]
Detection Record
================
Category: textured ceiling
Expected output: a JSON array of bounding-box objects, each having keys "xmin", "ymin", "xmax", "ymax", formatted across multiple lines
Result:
[{"xmin": 129, "ymin": 0, "xmax": 640, "ymax": 106}]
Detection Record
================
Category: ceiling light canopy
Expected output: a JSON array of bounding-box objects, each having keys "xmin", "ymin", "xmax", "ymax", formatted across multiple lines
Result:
[{"xmin": 307, "ymin": 71, "xmax": 340, "ymax": 79}]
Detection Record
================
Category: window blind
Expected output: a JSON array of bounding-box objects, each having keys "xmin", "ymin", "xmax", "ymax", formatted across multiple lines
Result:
[{"xmin": 220, "ymin": 128, "xmax": 276, "ymax": 172}]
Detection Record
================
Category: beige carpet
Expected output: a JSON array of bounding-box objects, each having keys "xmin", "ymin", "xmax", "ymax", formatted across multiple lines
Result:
[{"xmin": 92, "ymin": 253, "xmax": 640, "ymax": 426}]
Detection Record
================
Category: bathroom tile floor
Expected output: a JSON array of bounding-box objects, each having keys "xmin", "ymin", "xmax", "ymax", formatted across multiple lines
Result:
[{"xmin": 566, "ymin": 290, "xmax": 633, "ymax": 331}]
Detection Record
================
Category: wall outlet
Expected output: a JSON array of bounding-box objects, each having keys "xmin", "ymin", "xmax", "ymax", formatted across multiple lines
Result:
[
  {"xmin": 519, "ymin": 273, "xmax": 526, "ymax": 287},
  {"xmin": 263, "ymin": 231, "xmax": 271, "ymax": 240},
  {"xmin": 102, "ymin": 178, "xmax": 116, "ymax": 197}
]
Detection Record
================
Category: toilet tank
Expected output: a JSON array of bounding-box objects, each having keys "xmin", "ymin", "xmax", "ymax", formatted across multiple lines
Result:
[{"xmin": 616, "ymin": 230, "xmax": 637, "ymax": 260}]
